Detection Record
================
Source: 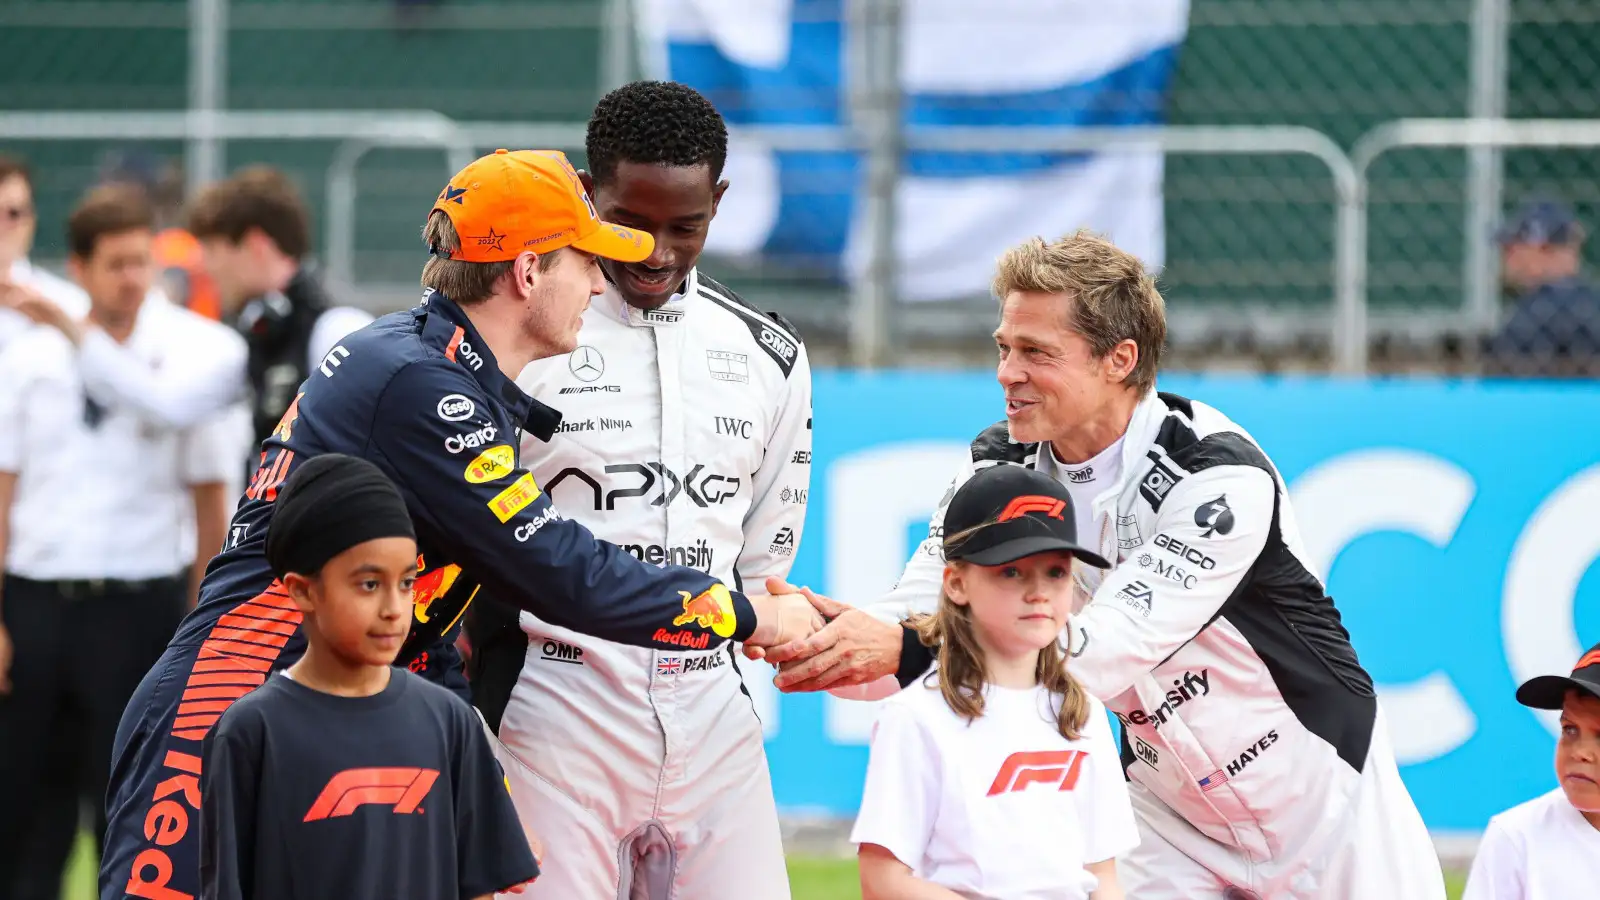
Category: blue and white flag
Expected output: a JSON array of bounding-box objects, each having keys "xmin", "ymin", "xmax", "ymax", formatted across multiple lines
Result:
[{"xmin": 640, "ymin": 0, "xmax": 1190, "ymax": 301}]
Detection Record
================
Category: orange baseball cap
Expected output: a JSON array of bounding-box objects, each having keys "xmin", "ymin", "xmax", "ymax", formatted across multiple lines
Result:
[{"xmin": 428, "ymin": 149, "xmax": 653, "ymax": 264}]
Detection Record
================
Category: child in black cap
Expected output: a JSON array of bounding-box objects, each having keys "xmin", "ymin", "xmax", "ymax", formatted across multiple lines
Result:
[
  {"xmin": 850, "ymin": 464, "xmax": 1137, "ymax": 900},
  {"xmin": 197, "ymin": 454, "xmax": 538, "ymax": 900},
  {"xmin": 1462, "ymin": 640, "xmax": 1600, "ymax": 899}
]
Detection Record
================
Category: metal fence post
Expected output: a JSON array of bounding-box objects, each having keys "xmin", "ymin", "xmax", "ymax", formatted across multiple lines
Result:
[
  {"xmin": 1464, "ymin": 0, "xmax": 1510, "ymax": 331},
  {"xmin": 187, "ymin": 0, "xmax": 228, "ymax": 194},
  {"xmin": 848, "ymin": 0, "xmax": 902, "ymax": 368}
]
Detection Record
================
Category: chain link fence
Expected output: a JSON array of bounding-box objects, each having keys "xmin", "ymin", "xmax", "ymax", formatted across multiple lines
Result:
[{"xmin": 3, "ymin": 0, "xmax": 1599, "ymax": 373}]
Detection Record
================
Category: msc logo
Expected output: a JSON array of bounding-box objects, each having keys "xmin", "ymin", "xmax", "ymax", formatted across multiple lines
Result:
[
  {"xmin": 436, "ymin": 393, "xmax": 475, "ymax": 422},
  {"xmin": 999, "ymin": 495, "xmax": 1066, "ymax": 522},
  {"xmin": 488, "ymin": 472, "xmax": 543, "ymax": 523},
  {"xmin": 986, "ymin": 750, "xmax": 1087, "ymax": 796},
  {"xmin": 303, "ymin": 768, "xmax": 440, "ymax": 821},
  {"xmin": 463, "ymin": 444, "xmax": 514, "ymax": 484}
]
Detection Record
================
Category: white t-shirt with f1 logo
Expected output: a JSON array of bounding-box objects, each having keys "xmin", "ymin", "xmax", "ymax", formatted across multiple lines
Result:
[{"xmin": 850, "ymin": 674, "xmax": 1139, "ymax": 899}]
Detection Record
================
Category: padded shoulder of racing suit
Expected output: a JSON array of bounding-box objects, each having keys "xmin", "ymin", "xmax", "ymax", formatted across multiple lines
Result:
[{"xmin": 695, "ymin": 272, "xmax": 806, "ymax": 381}]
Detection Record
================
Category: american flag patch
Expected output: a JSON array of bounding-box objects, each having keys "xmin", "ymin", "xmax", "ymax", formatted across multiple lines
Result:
[
  {"xmin": 656, "ymin": 657, "xmax": 682, "ymax": 676},
  {"xmin": 1198, "ymin": 770, "xmax": 1229, "ymax": 792}
]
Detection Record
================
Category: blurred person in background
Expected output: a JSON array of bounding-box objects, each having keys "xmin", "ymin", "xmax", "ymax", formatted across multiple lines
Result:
[
  {"xmin": 186, "ymin": 166, "xmax": 374, "ymax": 446},
  {"xmin": 1461, "ymin": 640, "xmax": 1600, "ymax": 899},
  {"xmin": 760, "ymin": 231, "xmax": 1448, "ymax": 899},
  {"xmin": 1483, "ymin": 197, "xmax": 1600, "ymax": 377},
  {"xmin": 0, "ymin": 155, "xmax": 90, "ymax": 354},
  {"xmin": 97, "ymin": 147, "xmax": 224, "ymax": 322},
  {"xmin": 0, "ymin": 184, "xmax": 238, "ymax": 900},
  {"xmin": 487, "ymin": 81, "xmax": 813, "ymax": 900}
]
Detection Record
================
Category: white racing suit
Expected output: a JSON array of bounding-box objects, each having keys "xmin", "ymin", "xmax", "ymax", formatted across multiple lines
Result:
[
  {"xmin": 873, "ymin": 390, "xmax": 1448, "ymax": 900},
  {"xmin": 490, "ymin": 270, "xmax": 812, "ymax": 899}
]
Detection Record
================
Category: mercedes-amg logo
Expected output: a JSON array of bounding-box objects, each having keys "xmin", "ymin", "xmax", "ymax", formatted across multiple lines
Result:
[{"xmin": 569, "ymin": 346, "xmax": 604, "ymax": 382}]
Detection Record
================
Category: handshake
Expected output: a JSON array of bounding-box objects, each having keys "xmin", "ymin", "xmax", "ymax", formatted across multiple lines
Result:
[{"xmin": 740, "ymin": 577, "xmax": 906, "ymax": 696}]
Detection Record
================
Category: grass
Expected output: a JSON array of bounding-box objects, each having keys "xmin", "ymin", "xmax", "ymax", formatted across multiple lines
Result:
[{"xmin": 67, "ymin": 837, "xmax": 1469, "ymax": 899}]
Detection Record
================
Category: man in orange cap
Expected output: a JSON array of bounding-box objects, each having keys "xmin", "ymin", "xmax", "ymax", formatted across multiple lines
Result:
[{"xmin": 97, "ymin": 149, "xmax": 823, "ymax": 900}]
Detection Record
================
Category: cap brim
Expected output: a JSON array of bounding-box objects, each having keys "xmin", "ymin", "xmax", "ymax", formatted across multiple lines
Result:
[
  {"xmin": 1515, "ymin": 674, "xmax": 1600, "ymax": 710},
  {"xmin": 956, "ymin": 535, "xmax": 1112, "ymax": 570},
  {"xmin": 572, "ymin": 222, "xmax": 654, "ymax": 263}
]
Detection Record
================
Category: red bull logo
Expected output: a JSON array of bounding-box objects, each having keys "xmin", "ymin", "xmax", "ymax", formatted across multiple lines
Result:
[
  {"xmin": 671, "ymin": 584, "xmax": 738, "ymax": 639},
  {"xmin": 652, "ymin": 628, "xmax": 710, "ymax": 650},
  {"xmin": 271, "ymin": 393, "xmax": 303, "ymax": 443},
  {"xmin": 412, "ymin": 556, "xmax": 462, "ymax": 624}
]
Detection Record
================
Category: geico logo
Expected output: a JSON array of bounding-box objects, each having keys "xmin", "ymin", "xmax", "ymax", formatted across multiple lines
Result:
[
  {"xmin": 1152, "ymin": 533, "xmax": 1216, "ymax": 569},
  {"xmin": 546, "ymin": 463, "xmax": 741, "ymax": 509},
  {"xmin": 513, "ymin": 506, "xmax": 562, "ymax": 542},
  {"xmin": 760, "ymin": 326, "xmax": 796, "ymax": 362},
  {"xmin": 445, "ymin": 424, "xmax": 498, "ymax": 454},
  {"xmin": 1114, "ymin": 669, "xmax": 1211, "ymax": 730},
  {"xmin": 623, "ymin": 539, "xmax": 715, "ymax": 571}
]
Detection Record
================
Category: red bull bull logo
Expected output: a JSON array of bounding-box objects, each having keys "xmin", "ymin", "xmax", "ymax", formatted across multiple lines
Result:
[
  {"xmin": 671, "ymin": 583, "xmax": 737, "ymax": 638},
  {"xmin": 412, "ymin": 556, "xmax": 462, "ymax": 624}
]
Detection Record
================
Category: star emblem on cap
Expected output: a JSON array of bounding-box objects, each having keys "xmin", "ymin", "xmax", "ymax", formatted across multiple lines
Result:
[{"xmin": 474, "ymin": 227, "xmax": 505, "ymax": 251}]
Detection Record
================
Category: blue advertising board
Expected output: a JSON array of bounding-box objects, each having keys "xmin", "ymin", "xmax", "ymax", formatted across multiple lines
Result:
[{"xmin": 745, "ymin": 371, "xmax": 1600, "ymax": 833}]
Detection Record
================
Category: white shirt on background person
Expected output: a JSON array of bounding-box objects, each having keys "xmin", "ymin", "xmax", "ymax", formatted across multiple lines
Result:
[{"xmin": 1462, "ymin": 787, "xmax": 1600, "ymax": 900}]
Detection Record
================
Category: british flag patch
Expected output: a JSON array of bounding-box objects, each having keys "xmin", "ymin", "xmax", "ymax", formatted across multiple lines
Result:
[{"xmin": 656, "ymin": 657, "xmax": 682, "ymax": 676}]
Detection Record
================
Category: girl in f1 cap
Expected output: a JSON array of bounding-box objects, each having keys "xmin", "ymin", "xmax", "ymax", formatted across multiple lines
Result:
[
  {"xmin": 1462, "ymin": 640, "xmax": 1600, "ymax": 899},
  {"xmin": 850, "ymin": 464, "xmax": 1138, "ymax": 900}
]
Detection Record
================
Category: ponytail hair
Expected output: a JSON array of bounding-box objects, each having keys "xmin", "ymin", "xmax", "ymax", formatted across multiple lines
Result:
[{"xmin": 906, "ymin": 522, "xmax": 1094, "ymax": 741}]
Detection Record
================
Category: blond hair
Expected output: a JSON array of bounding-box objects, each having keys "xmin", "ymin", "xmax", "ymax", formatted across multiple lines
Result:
[
  {"xmin": 992, "ymin": 229, "xmax": 1167, "ymax": 395},
  {"xmin": 419, "ymin": 210, "xmax": 519, "ymax": 304},
  {"xmin": 907, "ymin": 523, "xmax": 1093, "ymax": 741}
]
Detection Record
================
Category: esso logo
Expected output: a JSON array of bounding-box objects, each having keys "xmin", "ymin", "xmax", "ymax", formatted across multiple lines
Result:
[{"xmin": 436, "ymin": 394, "xmax": 475, "ymax": 422}]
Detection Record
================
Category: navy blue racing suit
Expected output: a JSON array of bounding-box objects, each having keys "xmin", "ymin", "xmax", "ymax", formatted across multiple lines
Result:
[{"xmin": 98, "ymin": 289, "xmax": 757, "ymax": 900}]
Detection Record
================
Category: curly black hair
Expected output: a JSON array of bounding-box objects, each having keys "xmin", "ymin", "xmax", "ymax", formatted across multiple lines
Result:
[{"xmin": 586, "ymin": 80, "xmax": 729, "ymax": 186}]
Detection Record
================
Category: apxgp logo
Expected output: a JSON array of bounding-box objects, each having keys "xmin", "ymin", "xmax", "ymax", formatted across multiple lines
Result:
[
  {"xmin": 986, "ymin": 750, "xmax": 1087, "ymax": 796},
  {"xmin": 546, "ymin": 463, "xmax": 740, "ymax": 509},
  {"xmin": 303, "ymin": 768, "xmax": 440, "ymax": 821}
]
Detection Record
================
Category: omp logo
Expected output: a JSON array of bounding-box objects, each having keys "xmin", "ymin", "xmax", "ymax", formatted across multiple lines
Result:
[
  {"xmin": 303, "ymin": 768, "xmax": 440, "ymax": 821},
  {"xmin": 760, "ymin": 326, "xmax": 797, "ymax": 363},
  {"xmin": 463, "ymin": 445, "xmax": 514, "ymax": 484},
  {"xmin": 986, "ymin": 750, "xmax": 1087, "ymax": 796},
  {"xmin": 488, "ymin": 472, "xmax": 542, "ymax": 523},
  {"xmin": 999, "ymin": 495, "xmax": 1066, "ymax": 521}
]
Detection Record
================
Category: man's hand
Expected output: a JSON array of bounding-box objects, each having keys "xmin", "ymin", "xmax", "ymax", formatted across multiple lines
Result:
[
  {"xmin": 0, "ymin": 281, "xmax": 83, "ymax": 344},
  {"xmin": 743, "ymin": 577, "xmax": 826, "ymax": 649},
  {"xmin": 749, "ymin": 581, "xmax": 905, "ymax": 693}
]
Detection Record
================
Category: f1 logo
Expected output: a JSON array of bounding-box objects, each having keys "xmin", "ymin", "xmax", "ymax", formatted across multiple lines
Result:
[
  {"xmin": 986, "ymin": 750, "xmax": 1086, "ymax": 796},
  {"xmin": 303, "ymin": 767, "xmax": 440, "ymax": 821},
  {"xmin": 998, "ymin": 495, "xmax": 1066, "ymax": 522},
  {"xmin": 1578, "ymin": 648, "xmax": 1600, "ymax": 671}
]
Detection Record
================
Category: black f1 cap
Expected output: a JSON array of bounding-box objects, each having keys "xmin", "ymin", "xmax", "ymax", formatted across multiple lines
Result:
[
  {"xmin": 942, "ymin": 464, "xmax": 1112, "ymax": 569},
  {"xmin": 1515, "ymin": 641, "xmax": 1600, "ymax": 710}
]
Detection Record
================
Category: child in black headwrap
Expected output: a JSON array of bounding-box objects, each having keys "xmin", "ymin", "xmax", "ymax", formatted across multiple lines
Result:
[{"xmin": 197, "ymin": 454, "xmax": 538, "ymax": 900}]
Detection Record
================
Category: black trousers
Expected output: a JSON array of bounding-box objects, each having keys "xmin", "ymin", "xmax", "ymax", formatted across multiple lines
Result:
[{"xmin": 0, "ymin": 572, "xmax": 187, "ymax": 900}]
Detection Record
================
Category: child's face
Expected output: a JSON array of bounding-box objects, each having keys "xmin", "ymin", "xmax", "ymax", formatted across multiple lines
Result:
[
  {"xmin": 287, "ymin": 537, "xmax": 419, "ymax": 668},
  {"xmin": 1557, "ymin": 690, "xmax": 1600, "ymax": 811},
  {"xmin": 946, "ymin": 551, "xmax": 1076, "ymax": 659}
]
